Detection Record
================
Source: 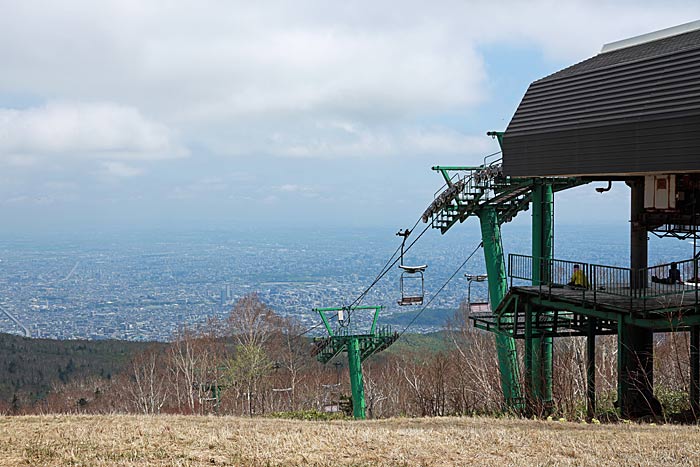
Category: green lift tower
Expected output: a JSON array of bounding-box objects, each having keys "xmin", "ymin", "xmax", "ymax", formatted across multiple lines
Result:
[
  {"xmin": 311, "ymin": 306, "xmax": 399, "ymax": 419},
  {"xmin": 424, "ymin": 22, "xmax": 700, "ymax": 418},
  {"xmin": 421, "ymin": 138, "xmax": 584, "ymax": 412}
]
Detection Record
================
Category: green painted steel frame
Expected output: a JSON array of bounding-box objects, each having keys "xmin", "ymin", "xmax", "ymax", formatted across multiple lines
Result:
[
  {"xmin": 479, "ymin": 206, "xmax": 523, "ymax": 410},
  {"xmin": 479, "ymin": 286, "xmax": 700, "ymax": 418},
  {"xmin": 528, "ymin": 296, "xmax": 700, "ymax": 329},
  {"xmin": 347, "ymin": 337, "xmax": 365, "ymax": 419},
  {"xmin": 427, "ymin": 140, "xmax": 590, "ymax": 413},
  {"xmin": 314, "ymin": 306, "xmax": 382, "ymax": 336},
  {"xmin": 312, "ymin": 305, "xmax": 396, "ymax": 420},
  {"xmin": 530, "ymin": 182, "xmax": 554, "ymax": 409}
]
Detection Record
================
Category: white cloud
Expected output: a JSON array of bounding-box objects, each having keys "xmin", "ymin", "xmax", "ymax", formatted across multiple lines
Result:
[
  {"xmin": 0, "ymin": 101, "xmax": 187, "ymax": 162},
  {"xmin": 1, "ymin": 1, "xmax": 699, "ymax": 228},
  {"xmin": 250, "ymin": 123, "xmax": 494, "ymax": 159},
  {"xmin": 278, "ymin": 184, "xmax": 310, "ymax": 193},
  {"xmin": 276, "ymin": 184, "xmax": 319, "ymax": 198},
  {"xmin": 168, "ymin": 177, "xmax": 230, "ymax": 200},
  {"xmin": 0, "ymin": 1, "xmax": 697, "ymax": 164},
  {"xmin": 101, "ymin": 162, "xmax": 145, "ymax": 178},
  {"xmin": 0, "ymin": 2, "xmax": 488, "ymax": 120}
]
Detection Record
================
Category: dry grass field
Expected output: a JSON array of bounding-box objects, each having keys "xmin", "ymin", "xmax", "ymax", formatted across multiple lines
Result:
[{"xmin": 0, "ymin": 415, "xmax": 699, "ymax": 467}]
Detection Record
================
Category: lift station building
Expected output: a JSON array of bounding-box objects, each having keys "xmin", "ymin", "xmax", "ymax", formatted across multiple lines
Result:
[{"xmin": 424, "ymin": 20, "xmax": 700, "ymax": 418}]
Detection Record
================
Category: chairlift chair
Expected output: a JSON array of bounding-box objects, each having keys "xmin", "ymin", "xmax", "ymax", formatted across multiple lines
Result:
[
  {"xmin": 396, "ymin": 229, "xmax": 427, "ymax": 306},
  {"xmin": 465, "ymin": 273, "xmax": 489, "ymax": 313}
]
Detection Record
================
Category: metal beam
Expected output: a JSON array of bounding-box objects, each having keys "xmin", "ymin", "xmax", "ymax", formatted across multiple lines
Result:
[
  {"xmin": 524, "ymin": 302, "xmax": 533, "ymax": 408},
  {"xmin": 528, "ymin": 296, "xmax": 700, "ymax": 328},
  {"xmin": 616, "ymin": 317, "xmax": 629, "ymax": 417},
  {"xmin": 479, "ymin": 206, "xmax": 523, "ymax": 410}
]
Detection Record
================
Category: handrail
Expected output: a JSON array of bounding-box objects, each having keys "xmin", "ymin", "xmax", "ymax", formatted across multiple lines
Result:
[
  {"xmin": 507, "ymin": 253, "xmax": 700, "ymax": 312},
  {"xmin": 433, "ymin": 171, "xmax": 462, "ymax": 198}
]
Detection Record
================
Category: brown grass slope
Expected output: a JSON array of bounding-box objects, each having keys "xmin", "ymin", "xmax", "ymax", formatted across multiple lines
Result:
[{"xmin": 0, "ymin": 415, "xmax": 699, "ymax": 467}]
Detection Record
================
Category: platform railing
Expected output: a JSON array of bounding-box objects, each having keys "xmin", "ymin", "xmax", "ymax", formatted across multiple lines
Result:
[
  {"xmin": 508, "ymin": 254, "xmax": 700, "ymax": 312},
  {"xmin": 508, "ymin": 254, "xmax": 533, "ymax": 284},
  {"xmin": 642, "ymin": 258, "xmax": 697, "ymax": 297},
  {"xmin": 589, "ymin": 263, "xmax": 635, "ymax": 309},
  {"xmin": 509, "ymin": 254, "xmax": 591, "ymax": 295}
]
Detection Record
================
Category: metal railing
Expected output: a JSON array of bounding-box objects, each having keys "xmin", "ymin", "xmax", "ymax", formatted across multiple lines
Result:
[
  {"xmin": 508, "ymin": 254, "xmax": 700, "ymax": 312},
  {"xmin": 643, "ymin": 258, "xmax": 698, "ymax": 298},
  {"xmin": 509, "ymin": 254, "xmax": 590, "ymax": 290}
]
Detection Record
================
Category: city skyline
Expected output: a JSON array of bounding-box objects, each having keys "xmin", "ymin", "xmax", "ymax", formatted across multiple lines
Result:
[{"xmin": 0, "ymin": 224, "xmax": 694, "ymax": 341}]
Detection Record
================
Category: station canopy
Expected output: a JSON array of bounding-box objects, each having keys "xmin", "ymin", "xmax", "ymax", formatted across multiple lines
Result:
[{"xmin": 502, "ymin": 20, "xmax": 700, "ymax": 178}]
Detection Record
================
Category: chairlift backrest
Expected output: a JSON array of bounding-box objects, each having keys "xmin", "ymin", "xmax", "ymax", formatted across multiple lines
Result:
[{"xmin": 396, "ymin": 228, "xmax": 427, "ymax": 306}]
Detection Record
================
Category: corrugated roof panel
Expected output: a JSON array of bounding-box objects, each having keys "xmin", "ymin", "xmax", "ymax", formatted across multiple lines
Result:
[{"xmin": 502, "ymin": 25, "xmax": 700, "ymax": 177}]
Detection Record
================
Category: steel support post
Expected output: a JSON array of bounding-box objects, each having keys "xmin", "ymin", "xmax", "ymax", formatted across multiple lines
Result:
[
  {"xmin": 479, "ymin": 206, "xmax": 522, "ymax": 410},
  {"xmin": 347, "ymin": 337, "xmax": 366, "ymax": 420},
  {"xmin": 586, "ymin": 317, "xmax": 596, "ymax": 419},
  {"xmin": 616, "ymin": 317, "xmax": 628, "ymax": 417},
  {"xmin": 630, "ymin": 179, "xmax": 648, "ymax": 290},
  {"xmin": 620, "ymin": 179, "xmax": 659, "ymax": 418},
  {"xmin": 617, "ymin": 317, "xmax": 657, "ymax": 418},
  {"xmin": 691, "ymin": 326, "xmax": 700, "ymax": 417},
  {"xmin": 531, "ymin": 183, "xmax": 554, "ymax": 410},
  {"xmin": 524, "ymin": 303, "xmax": 533, "ymax": 408}
]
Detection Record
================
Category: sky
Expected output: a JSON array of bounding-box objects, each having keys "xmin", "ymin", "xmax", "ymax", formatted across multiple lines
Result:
[{"xmin": 1, "ymin": 1, "xmax": 699, "ymax": 234}]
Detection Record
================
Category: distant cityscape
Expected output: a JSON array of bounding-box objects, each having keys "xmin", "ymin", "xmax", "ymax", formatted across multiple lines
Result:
[{"xmin": 0, "ymin": 224, "xmax": 693, "ymax": 341}]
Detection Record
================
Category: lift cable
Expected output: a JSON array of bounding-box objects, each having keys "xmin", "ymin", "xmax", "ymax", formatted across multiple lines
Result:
[
  {"xmin": 345, "ymin": 216, "xmax": 431, "ymax": 311},
  {"xmin": 296, "ymin": 151, "xmax": 502, "ymax": 338},
  {"xmin": 294, "ymin": 217, "xmax": 432, "ymax": 339},
  {"xmin": 398, "ymin": 241, "xmax": 483, "ymax": 338}
]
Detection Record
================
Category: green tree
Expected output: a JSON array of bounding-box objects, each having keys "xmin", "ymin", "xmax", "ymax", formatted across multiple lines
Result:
[{"xmin": 224, "ymin": 344, "xmax": 273, "ymax": 416}]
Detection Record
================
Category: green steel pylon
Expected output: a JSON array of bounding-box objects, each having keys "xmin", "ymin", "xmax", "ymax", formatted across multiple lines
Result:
[
  {"xmin": 530, "ymin": 182, "xmax": 554, "ymax": 410},
  {"xmin": 479, "ymin": 207, "xmax": 523, "ymax": 410},
  {"xmin": 421, "ymin": 131, "xmax": 586, "ymax": 412},
  {"xmin": 311, "ymin": 306, "xmax": 399, "ymax": 419}
]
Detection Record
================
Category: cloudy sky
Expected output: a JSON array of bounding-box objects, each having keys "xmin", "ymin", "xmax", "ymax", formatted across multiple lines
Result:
[{"xmin": 1, "ymin": 1, "xmax": 699, "ymax": 233}]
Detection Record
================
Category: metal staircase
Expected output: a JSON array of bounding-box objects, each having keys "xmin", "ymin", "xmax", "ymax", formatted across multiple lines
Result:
[
  {"xmin": 420, "ymin": 152, "xmax": 587, "ymax": 411},
  {"xmin": 423, "ymin": 163, "xmax": 537, "ymax": 234},
  {"xmin": 312, "ymin": 326, "xmax": 399, "ymax": 364},
  {"xmin": 310, "ymin": 306, "xmax": 398, "ymax": 419}
]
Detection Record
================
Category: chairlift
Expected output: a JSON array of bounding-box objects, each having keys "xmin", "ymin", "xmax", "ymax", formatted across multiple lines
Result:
[
  {"xmin": 465, "ymin": 273, "xmax": 489, "ymax": 314},
  {"xmin": 396, "ymin": 229, "xmax": 427, "ymax": 306},
  {"xmin": 337, "ymin": 307, "xmax": 349, "ymax": 327}
]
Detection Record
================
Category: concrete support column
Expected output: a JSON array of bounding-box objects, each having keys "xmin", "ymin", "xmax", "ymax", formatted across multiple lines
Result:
[{"xmin": 617, "ymin": 179, "xmax": 659, "ymax": 418}]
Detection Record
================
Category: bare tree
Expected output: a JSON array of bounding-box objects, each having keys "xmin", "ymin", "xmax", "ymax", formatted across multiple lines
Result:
[
  {"xmin": 221, "ymin": 294, "xmax": 282, "ymax": 415},
  {"xmin": 227, "ymin": 293, "xmax": 280, "ymax": 348},
  {"xmin": 167, "ymin": 327, "xmax": 224, "ymax": 414},
  {"xmin": 127, "ymin": 347, "xmax": 168, "ymax": 414},
  {"xmin": 270, "ymin": 316, "xmax": 310, "ymax": 409}
]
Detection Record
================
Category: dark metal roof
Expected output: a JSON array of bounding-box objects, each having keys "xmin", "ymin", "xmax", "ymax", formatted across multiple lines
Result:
[
  {"xmin": 502, "ymin": 26, "xmax": 700, "ymax": 177},
  {"xmin": 539, "ymin": 28, "xmax": 700, "ymax": 82}
]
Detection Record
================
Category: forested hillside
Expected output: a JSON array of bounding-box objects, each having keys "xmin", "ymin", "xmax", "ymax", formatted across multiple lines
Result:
[
  {"xmin": 0, "ymin": 293, "xmax": 694, "ymax": 420},
  {"xmin": 0, "ymin": 333, "xmax": 158, "ymax": 405}
]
